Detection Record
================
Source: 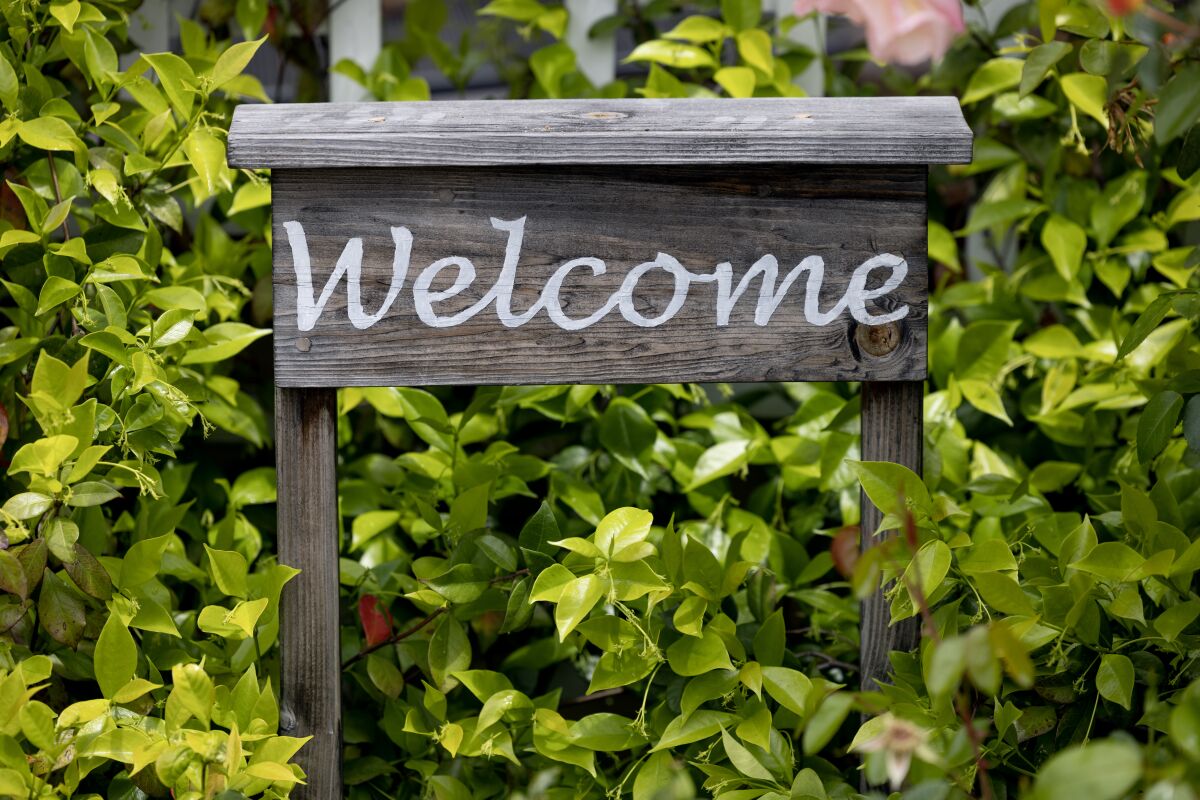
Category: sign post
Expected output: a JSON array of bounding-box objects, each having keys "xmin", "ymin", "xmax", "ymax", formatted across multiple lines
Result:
[{"xmin": 229, "ymin": 96, "xmax": 971, "ymax": 794}]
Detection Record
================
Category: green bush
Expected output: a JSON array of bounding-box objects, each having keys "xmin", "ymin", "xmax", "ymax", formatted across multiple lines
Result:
[{"xmin": 2, "ymin": 0, "xmax": 1199, "ymax": 798}]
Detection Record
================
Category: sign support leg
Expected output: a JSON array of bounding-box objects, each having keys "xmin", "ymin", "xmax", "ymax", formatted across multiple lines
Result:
[
  {"xmin": 859, "ymin": 380, "xmax": 923, "ymax": 693},
  {"xmin": 276, "ymin": 387, "xmax": 342, "ymax": 797}
]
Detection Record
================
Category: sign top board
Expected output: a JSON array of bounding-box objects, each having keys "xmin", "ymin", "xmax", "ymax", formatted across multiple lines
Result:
[{"xmin": 227, "ymin": 96, "xmax": 972, "ymax": 169}]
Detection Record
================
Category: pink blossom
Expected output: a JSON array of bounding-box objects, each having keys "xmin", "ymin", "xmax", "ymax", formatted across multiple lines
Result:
[{"xmin": 795, "ymin": 0, "xmax": 965, "ymax": 65}]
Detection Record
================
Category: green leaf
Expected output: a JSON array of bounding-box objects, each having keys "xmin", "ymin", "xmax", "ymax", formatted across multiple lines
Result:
[
  {"xmin": 171, "ymin": 663, "xmax": 215, "ymax": 726},
  {"xmin": 957, "ymin": 319, "xmax": 1018, "ymax": 383},
  {"xmin": 709, "ymin": 65, "xmax": 755, "ymax": 99},
  {"xmin": 1154, "ymin": 600, "xmax": 1200, "ymax": 643},
  {"xmin": 1020, "ymin": 41, "xmax": 1071, "ymax": 97},
  {"xmin": 802, "ymin": 692, "xmax": 854, "ymax": 755},
  {"xmin": 735, "ymin": 29, "xmax": 772, "ymax": 76},
  {"xmin": 45, "ymin": 518, "xmax": 79, "ymax": 562},
  {"xmin": 36, "ymin": 276, "xmax": 81, "ymax": 315},
  {"xmin": 180, "ymin": 323, "xmax": 271, "ymax": 364},
  {"xmin": 1117, "ymin": 294, "xmax": 1173, "ymax": 361},
  {"xmin": 429, "ymin": 614, "xmax": 471, "ymax": 691},
  {"xmin": 67, "ymin": 481, "xmax": 119, "ymax": 507},
  {"xmin": 1079, "ymin": 40, "xmax": 1146, "ymax": 79},
  {"xmin": 554, "ymin": 574, "xmax": 605, "ymax": 640},
  {"xmin": 204, "ymin": 545, "xmax": 249, "ymax": 597},
  {"xmin": 1090, "ymin": 171, "xmax": 1145, "ymax": 248},
  {"xmin": 929, "ymin": 220, "xmax": 960, "ymax": 271},
  {"xmin": 593, "ymin": 507, "xmax": 653, "ymax": 559},
  {"xmin": 721, "ymin": 0, "xmax": 761, "ymax": 31},
  {"xmin": 184, "ymin": 128, "xmax": 227, "ymax": 199},
  {"xmin": 1070, "ymin": 542, "xmax": 1144, "ymax": 582},
  {"xmin": 1137, "ymin": 391, "xmax": 1183, "ymax": 464},
  {"xmin": 1061, "ymin": 73, "xmax": 1109, "ymax": 127},
  {"xmin": 687, "ymin": 439, "xmax": 753, "ymax": 490},
  {"xmin": 211, "ymin": 36, "xmax": 266, "ymax": 89},
  {"xmin": 478, "ymin": 0, "xmax": 547, "ymax": 22},
  {"xmin": 664, "ymin": 15, "xmax": 730, "ymax": 44},
  {"xmin": 94, "ymin": 614, "xmax": 137, "ymax": 698},
  {"xmin": 624, "ymin": 40, "xmax": 718, "ymax": 69},
  {"xmin": 599, "ymin": 398, "xmax": 657, "ymax": 458},
  {"xmin": 1185, "ymin": 396, "xmax": 1200, "ymax": 455},
  {"xmin": 902, "ymin": 540, "xmax": 952, "ymax": 612},
  {"xmin": 144, "ymin": 52, "xmax": 196, "ymax": 118},
  {"xmin": 761, "ymin": 666, "xmax": 812, "ymax": 717},
  {"xmin": 962, "ymin": 58, "xmax": 1022, "ymax": 105},
  {"xmin": 519, "ymin": 501, "xmax": 560, "ymax": 556},
  {"xmin": 2, "ymin": 492, "xmax": 53, "ymax": 520},
  {"xmin": 10, "ymin": 434, "xmax": 79, "ymax": 476},
  {"xmin": 1169, "ymin": 682, "xmax": 1200, "ymax": 760},
  {"xmin": 530, "ymin": 43, "xmax": 575, "ymax": 98},
  {"xmin": 0, "ymin": 53, "xmax": 17, "ymax": 110},
  {"xmin": 634, "ymin": 751, "xmax": 679, "ymax": 800},
  {"xmin": 366, "ymin": 654, "xmax": 405, "ymax": 699},
  {"xmin": 64, "ymin": 544, "xmax": 112, "ymax": 601},
  {"xmin": 1179, "ymin": 124, "xmax": 1200, "ymax": 181},
  {"xmin": 150, "ymin": 308, "xmax": 194, "ymax": 347},
  {"xmin": 1096, "ymin": 654, "xmax": 1134, "ymax": 710},
  {"xmin": 1155, "ymin": 64, "xmax": 1200, "ymax": 145},
  {"xmin": 0, "ymin": 550, "xmax": 29, "ymax": 599},
  {"xmin": 38, "ymin": 570, "xmax": 85, "ymax": 647},
  {"xmin": 851, "ymin": 461, "xmax": 932, "ymax": 526},
  {"xmin": 1041, "ymin": 213, "xmax": 1087, "ymax": 281},
  {"xmin": 720, "ymin": 726, "xmax": 773, "ymax": 780},
  {"xmin": 18, "ymin": 116, "xmax": 83, "ymax": 151},
  {"xmin": 118, "ymin": 534, "xmax": 171, "ymax": 590},
  {"xmin": 652, "ymin": 710, "xmax": 734, "ymax": 751},
  {"xmin": 666, "ymin": 629, "xmax": 732, "ymax": 676},
  {"xmin": 1031, "ymin": 739, "xmax": 1141, "ymax": 800}
]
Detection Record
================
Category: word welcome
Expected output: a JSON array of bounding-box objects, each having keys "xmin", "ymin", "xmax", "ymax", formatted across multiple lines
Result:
[{"xmin": 283, "ymin": 217, "xmax": 910, "ymax": 332}]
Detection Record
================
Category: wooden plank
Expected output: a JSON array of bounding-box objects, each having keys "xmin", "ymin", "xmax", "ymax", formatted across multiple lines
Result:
[
  {"xmin": 859, "ymin": 380, "xmax": 923, "ymax": 692},
  {"xmin": 276, "ymin": 388, "xmax": 341, "ymax": 798},
  {"xmin": 227, "ymin": 97, "xmax": 973, "ymax": 168},
  {"xmin": 269, "ymin": 164, "xmax": 928, "ymax": 387}
]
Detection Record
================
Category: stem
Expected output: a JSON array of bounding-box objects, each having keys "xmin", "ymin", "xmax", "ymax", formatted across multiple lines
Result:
[
  {"xmin": 47, "ymin": 156, "xmax": 70, "ymax": 240},
  {"xmin": 1141, "ymin": 6, "xmax": 1200, "ymax": 39},
  {"xmin": 342, "ymin": 607, "xmax": 447, "ymax": 669},
  {"xmin": 955, "ymin": 691, "xmax": 996, "ymax": 800}
]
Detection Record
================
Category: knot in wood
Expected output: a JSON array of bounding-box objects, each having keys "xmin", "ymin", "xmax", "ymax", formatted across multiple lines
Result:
[
  {"xmin": 580, "ymin": 111, "xmax": 627, "ymax": 120},
  {"xmin": 296, "ymin": 336, "xmax": 312, "ymax": 353},
  {"xmin": 855, "ymin": 321, "xmax": 901, "ymax": 358}
]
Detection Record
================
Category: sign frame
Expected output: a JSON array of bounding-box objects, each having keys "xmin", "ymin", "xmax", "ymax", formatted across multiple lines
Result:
[{"xmin": 229, "ymin": 96, "xmax": 972, "ymax": 797}]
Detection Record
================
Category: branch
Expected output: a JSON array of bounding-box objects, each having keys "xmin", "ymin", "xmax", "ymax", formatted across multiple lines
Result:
[{"xmin": 342, "ymin": 607, "xmax": 446, "ymax": 669}]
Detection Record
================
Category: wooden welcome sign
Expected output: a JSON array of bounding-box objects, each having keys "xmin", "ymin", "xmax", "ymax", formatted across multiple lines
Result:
[{"xmin": 228, "ymin": 96, "xmax": 971, "ymax": 795}]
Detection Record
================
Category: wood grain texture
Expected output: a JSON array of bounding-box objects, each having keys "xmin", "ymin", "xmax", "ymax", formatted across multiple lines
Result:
[
  {"xmin": 228, "ymin": 97, "xmax": 973, "ymax": 168},
  {"xmin": 276, "ymin": 388, "xmax": 341, "ymax": 798},
  {"xmin": 859, "ymin": 380, "xmax": 923, "ymax": 693},
  {"xmin": 271, "ymin": 164, "xmax": 928, "ymax": 387}
]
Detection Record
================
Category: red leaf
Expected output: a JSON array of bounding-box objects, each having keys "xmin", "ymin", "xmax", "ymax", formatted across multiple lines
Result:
[
  {"xmin": 0, "ymin": 402, "xmax": 8, "ymax": 452},
  {"xmin": 830, "ymin": 525, "xmax": 860, "ymax": 579},
  {"xmin": 358, "ymin": 594, "xmax": 393, "ymax": 647}
]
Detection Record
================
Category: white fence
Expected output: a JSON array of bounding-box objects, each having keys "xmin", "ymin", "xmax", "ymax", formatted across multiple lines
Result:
[{"xmin": 329, "ymin": 0, "xmax": 825, "ymax": 100}]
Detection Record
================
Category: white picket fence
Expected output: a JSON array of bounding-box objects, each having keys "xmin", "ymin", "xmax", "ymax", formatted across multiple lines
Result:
[{"xmin": 330, "ymin": 0, "xmax": 825, "ymax": 101}]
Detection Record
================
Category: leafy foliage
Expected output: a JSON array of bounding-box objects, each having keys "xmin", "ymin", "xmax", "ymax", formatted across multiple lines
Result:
[
  {"xmin": 0, "ymin": 2, "xmax": 299, "ymax": 796},
  {"xmin": 2, "ymin": 0, "xmax": 1199, "ymax": 799}
]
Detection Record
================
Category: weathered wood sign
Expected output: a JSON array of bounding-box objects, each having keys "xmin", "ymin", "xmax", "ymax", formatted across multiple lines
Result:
[
  {"xmin": 228, "ymin": 96, "xmax": 971, "ymax": 797},
  {"xmin": 269, "ymin": 164, "xmax": 927, "ymax": 385}
]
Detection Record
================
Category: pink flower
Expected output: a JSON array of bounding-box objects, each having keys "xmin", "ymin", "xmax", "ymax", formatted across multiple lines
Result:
[{"xmin": 795, "ymin": 0, "xmax": 965, "ymax": 65}]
